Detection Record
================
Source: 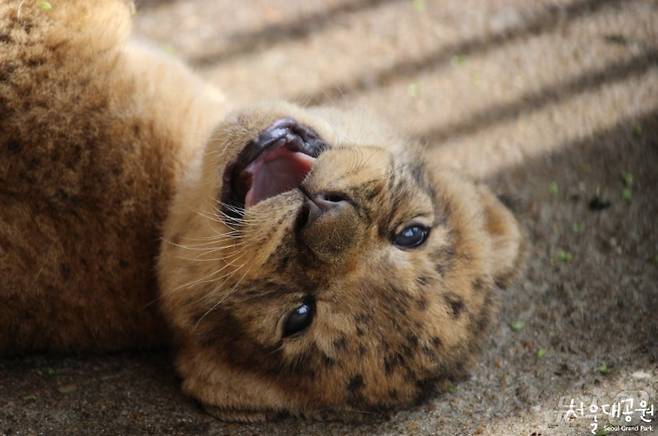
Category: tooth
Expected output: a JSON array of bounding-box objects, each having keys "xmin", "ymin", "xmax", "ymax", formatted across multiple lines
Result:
[{"xmin": 284, "ymin": 134, "xmax": 305, "ymax": 152}]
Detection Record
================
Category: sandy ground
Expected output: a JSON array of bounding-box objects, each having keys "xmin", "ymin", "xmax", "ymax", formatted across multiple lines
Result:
[{"xmin": 1, "ymin": 0, "xmax": 657, "ymax": 434}]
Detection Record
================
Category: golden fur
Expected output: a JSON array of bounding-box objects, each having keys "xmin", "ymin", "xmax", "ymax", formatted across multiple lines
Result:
[{"xmin": 0, "ymin": 0, "xmax": 523, "ymax": 422}]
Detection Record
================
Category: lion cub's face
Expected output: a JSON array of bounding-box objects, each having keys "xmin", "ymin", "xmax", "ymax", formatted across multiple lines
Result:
[{"xmin": 159, "ymin": 102, "xmax": 522, "ymax": 422}]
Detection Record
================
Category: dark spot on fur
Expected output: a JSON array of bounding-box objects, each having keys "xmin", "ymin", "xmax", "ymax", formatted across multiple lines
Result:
[
  {"xmin": 432, "ymin": 242, "xmax": 456, "ymax": 260},
  {"xmin": 472, "ymin": 277, "xmax": 485, "ymax": 292},
  {"xmin": 421, "ymin": 345, "xmax": 435, "ymax": 358},
  {"xmin": 276, "ymin": 215, "xmax": 286, "ymax": 226},
  {"xmin": 0, "ymin": 33, "xmax": 11, "ymax": 44},
  {"xmin": 276, "ymin": 254, "xmax": 290, "ymax": 273},
  {"xmin": 416, "ymin": 275, "xmax": 432, "ymax": 286},
  {"xmin": 415, "ymin": 296, "xmax": 428, "ymax": 311},
  {"xmin": 407, "ymin": 162, "xmax": 435, "ymax": 200},
  {"xmin": 494, "ymin": 278, "xmax": 508, "ymax": 290},
  {"xmin": 361, "ymin": 180, "xmax": 382, "ymax": 202},
  {"xmin": 472, "ymin": 291, "xmax": 494, "ymax": 334},
  {"xmin": 444, "ymin": 293, "xmax": 464, "ymax": 318},
  {"xmin": 406, "ymin": 334, "xmax": 419, "ymax": 348},
  {"xmin": 431, "ymin": 336, "xmax": 442, "ymax": 347},
  {"xmin": 355, "ymin": 326, "xmax": 364, "ymax": 336},
  {"xmin": 59, "ymin": 263, "xmax": 71, "ymax": 280},
  {"xmin": 347, "ymin": 375, "xmax": 364, "ymax": 392},
  {"xmin": 433, "ymin": 245, "xmax": 456, "ymax": 275},
  {"xmin": 358, "ymin": 344, "xmax": 367, "ymax": 356},
  {"xmin": 413, "ymin": 378, "xmax": 439, "ymax": 407},
  {"xmin": 26, "ymin": 57, "xmax": 45, "ymax": 68},
  {"xmin": 6, "ymin": 139, "xmax": 21, "ymax": 153},
  {"xmin": 390, "ymin": 287, "xmax": 411, "ymax": 310},
  {"xmin": 384, "ymin": 357, "xmax": 395, "ymax": 374},
  {"xmin": 27, "ymin": 157, "xmax": 38, "ymax": 170},
  {"xmin": 388, "ymin": 389, "xmax": 399, "ymax": 400},
  {"xmin": 450, "ymin": 361, "xmax": 468, "ymax": 379},
  {"xmin": 322, "ymin": 355, "xmax": 336, "ymax": 368},
  {"xmin": 384, "ymin": 353, "xmax": 404, "ymax": 374},
  {"xmin": 333, "ymin": 336, "xmax": 347, "ymax": 351},
  {"xmin": 403, "ymin": 367, "xmax": 419, "ymax": 382}
]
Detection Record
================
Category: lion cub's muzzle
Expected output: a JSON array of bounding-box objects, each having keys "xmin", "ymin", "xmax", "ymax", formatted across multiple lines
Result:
[{"xmin": 297, "ymin": 190, "xmax": 363, "ymax": 262}]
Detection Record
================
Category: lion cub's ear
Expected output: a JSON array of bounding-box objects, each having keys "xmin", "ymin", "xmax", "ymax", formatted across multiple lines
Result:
[{"xmin": 477, "ymin": 186, "xmax": 525, "ymax": 287}]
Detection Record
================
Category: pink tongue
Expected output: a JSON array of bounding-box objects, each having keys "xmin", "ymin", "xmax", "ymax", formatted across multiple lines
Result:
[{"xmin": 243, "ymin": 146, "xmax": 315, "ymax": 207}]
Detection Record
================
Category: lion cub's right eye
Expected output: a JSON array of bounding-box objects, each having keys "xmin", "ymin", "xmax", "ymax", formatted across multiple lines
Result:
[
  {"xmin": 393, "ymin": 224, "xmax": 430, "ymax": 249},
  {"xmin": 283, "ymin": 297, "xmax": 315, "ymax": 338}
]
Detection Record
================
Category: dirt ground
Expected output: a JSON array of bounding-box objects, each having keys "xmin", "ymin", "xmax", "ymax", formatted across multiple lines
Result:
[{"xmin": 1, "ymin": 0, "xmax": 657, "ymax": 434}]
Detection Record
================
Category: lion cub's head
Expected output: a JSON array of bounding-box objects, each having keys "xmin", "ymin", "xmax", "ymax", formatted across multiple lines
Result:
[{"xmin": 158, "ymin": 101, "xmax": 523, "ymax": 422}]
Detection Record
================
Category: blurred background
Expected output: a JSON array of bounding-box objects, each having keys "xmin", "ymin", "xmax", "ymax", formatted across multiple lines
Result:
[{"xmin": 1, "ymin": 0, "xmax": 657, "ymax": 434}]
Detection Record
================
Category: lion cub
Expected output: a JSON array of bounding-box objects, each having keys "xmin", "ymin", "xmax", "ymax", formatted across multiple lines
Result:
[{"xmin": 0, "ymin": 0, "xmax": 523, "ymax": 422}]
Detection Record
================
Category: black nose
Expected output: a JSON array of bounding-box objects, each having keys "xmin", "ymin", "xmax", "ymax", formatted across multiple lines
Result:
[{"xmin": 303, "ymin": 192, "xmax": 352, "ymax": 228}]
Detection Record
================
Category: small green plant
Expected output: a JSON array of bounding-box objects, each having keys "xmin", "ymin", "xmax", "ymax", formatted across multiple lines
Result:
[
  {"xmin": 632, "ymin": 124, "xmax": 642, "ymax": 138},
  {"xmin": 572, "ymin": 223, "xmax": 584, "ymax": 233},
  {"xmin": 548, "ymin": 181, "xmax": 559, "ymax": 195},
  {"xmin": 622, "ymin": 188, "xmax": 632, "ymax": 201},
  {"xmin": 413, "ymin": 0, "xmax": 426, "ymax": 13},
  {"xmin": 596, "ymin": 363, "xmax": 610, "ymax": 375},
  {"xmin": 162, "ymin": 45, "xmax": 177, "ymax": 55},
  {"xmin": 451, "ymin": 55, "xmax": 466, "ymax": 65},
  {"xmin": 510, "ymin": 321, "xmax": 525, "ymax": 332},
  {"xmin": 622, "ymin": 172, "xmax": 634, "ymax": 187},
  {"xmin": 37, "ymin": 0, "xmax": 53, "ymax": 11},
  {"xmin": 557, "ymin": 249, "xmax": 573, "ymax": 263},
  {"xmin": 537, "ymin": 348, "xmax": 546, "ymax": 358},
  {"xmin": 407, "ymin": 82, "xmax": 420, "ymax": 98},
  {"xmin": 621, "ymin": 171, "xmax": 633, "ymax": 202}
]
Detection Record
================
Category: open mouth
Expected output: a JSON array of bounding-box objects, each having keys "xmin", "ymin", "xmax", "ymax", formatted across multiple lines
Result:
[{"xmin": 221, "ymin": 118, "xmax": 328, "ymax": 217}]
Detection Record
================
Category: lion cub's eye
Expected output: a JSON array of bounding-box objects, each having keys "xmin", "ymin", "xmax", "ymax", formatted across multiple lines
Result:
[
  {"xmin": 283, "ymin": 297, "xmax": 315, "ymax": 338},
  {"xmin": 394, "ymin": 225, "xmax": 430, "ymax": 249}
]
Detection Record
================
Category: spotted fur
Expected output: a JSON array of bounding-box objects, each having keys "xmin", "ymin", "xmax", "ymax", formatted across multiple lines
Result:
[{"xmin": 158, "ymin": 103, "xmax": 524, "ymax": 420}]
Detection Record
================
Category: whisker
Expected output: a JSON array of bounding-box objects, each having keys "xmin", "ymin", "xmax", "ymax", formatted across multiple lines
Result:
[
  {"xmin": 193, "ymin": 262, "xmax": 253, "ymax": 329},
  {"xmin": 171, "ymin": 254, "xmax": 247, "ymax": 292},
  {"xmin": 163, "ymin": 238, "xmax": 246, "ymax": 252}
]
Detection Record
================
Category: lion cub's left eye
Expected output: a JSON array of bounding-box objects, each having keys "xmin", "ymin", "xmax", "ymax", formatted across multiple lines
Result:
[
  {"xmin": 394, "ymin": 225, "xmax": 430, "ymax": 248},
  {"xmin": 283, "ymin": 297, "xmax": 315, "ymax": 338}
]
